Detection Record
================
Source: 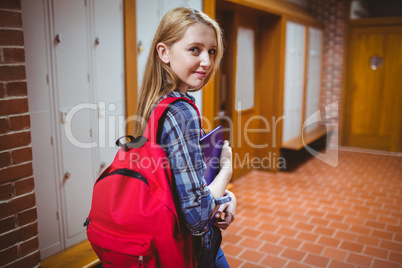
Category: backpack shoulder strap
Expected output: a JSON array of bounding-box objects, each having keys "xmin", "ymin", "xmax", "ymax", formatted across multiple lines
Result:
[{"xmin": 143, "ymin": 97, "xmax": 202, "ymax": 143}]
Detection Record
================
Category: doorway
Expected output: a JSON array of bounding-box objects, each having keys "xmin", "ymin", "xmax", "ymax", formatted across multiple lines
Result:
[
  {"xmin": 215, "ymin": 2, "xmax": 283, "ymax": 178},
  {"xmin": 342, "ymin": 22, "xmax": 402, "ymax": 152}
]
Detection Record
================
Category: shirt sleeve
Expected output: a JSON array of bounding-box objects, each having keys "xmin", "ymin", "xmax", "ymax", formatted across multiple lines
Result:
[{"xmin": 160, "ymin": 101, "xmax": 230, "ymax": 235}]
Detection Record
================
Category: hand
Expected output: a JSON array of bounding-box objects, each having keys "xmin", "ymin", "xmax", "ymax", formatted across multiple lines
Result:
[
  {"xmin": 220, "ymin": 140, "xmax": 232, "ymax": 173},
  {"xmin": 214, "ymin": 190, "xmax": 236, "ymax": 230}
]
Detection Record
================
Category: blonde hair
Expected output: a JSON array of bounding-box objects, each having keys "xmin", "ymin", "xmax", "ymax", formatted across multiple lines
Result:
[{"xmin": 133, "ymin": 7, "xmax": 224, "ymax": 136}]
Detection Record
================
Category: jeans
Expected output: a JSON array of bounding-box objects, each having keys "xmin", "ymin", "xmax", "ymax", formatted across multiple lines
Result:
[
  {"xmin": 197, "ymin": 226, "xmax": 225, "ymax": 268},
  {"xmin": 215, "ymin": 247, "xmax": 230, "ymax": 268}
]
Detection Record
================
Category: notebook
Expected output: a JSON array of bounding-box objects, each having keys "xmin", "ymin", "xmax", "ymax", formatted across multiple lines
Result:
[
  {"xmin": 200, "ymin": 125, "xmax": 224, "ymax": 185},
  {"xmin": 200, "ymin": 125, "xmax": 225, "ymax": 230}
]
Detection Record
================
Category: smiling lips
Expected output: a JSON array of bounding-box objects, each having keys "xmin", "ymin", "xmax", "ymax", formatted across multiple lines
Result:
[{"xmin": 194, "ymin": 70, "xmax": 207, "ymax": 77}]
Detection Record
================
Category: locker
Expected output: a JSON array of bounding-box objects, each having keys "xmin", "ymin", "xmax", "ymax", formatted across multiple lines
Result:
[{"xmin": 21, "ymin": 0, "xmax": 124, "ymax": 259}]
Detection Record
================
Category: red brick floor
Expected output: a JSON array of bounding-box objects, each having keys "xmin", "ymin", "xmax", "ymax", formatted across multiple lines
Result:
[{"xmin": 221, "ymin": 150, "xmax": 402, "ymax": 267}]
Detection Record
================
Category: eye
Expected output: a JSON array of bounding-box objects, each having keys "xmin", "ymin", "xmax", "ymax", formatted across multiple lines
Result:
[
  {"xmin": 208, "ymin": 49, "xmax": 216, "ymax": 55},
  {"xmin": 189, "ymin": 47, "xmax": 201, "ymax": 54}
]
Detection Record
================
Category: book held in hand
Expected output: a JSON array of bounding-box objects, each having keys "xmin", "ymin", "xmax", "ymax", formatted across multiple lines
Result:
[
  {"xmin": 200, "ymin": 125, "xmax": 224, "ymax": 185},
  {"xmin": 200, "ymin": 125, "xmax": 224, "ymax": 230}
]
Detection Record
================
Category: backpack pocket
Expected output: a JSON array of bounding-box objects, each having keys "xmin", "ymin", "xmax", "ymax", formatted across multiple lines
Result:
[{"xmin": 87, "ymin": 224, "xmax": 157, "ymax": 267}]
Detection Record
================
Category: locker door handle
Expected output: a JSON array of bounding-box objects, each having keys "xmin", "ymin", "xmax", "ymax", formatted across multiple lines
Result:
[
  {"xmin": 55, "ymin": 33, "xmax": 62, "ymax": 44},
  {"xmin": 64, "ymin": 171, "xmax": 71, "ymax": 179},
  {"xmin": 138, "ymin": 41, "xmax": 144, "ymax": 54}
]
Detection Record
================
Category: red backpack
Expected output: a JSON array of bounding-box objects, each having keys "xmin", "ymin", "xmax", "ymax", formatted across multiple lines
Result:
[{"xmin": 85, "ymin": 97, "xmax": 199, "ymax": 267}]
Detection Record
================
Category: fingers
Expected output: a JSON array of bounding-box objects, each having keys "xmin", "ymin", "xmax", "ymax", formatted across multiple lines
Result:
[
  {"xmin": 214, "ymin": 202, "xmax": 235, "ymax": 230},
  {"xmin": 214, "ymin": 211, "xmax": 234, "ymax": 230},
  {"xmin": 215, "ymin": 203, "xmax": 229, "ymax": 219},
  {"xmin": 215, "ymin": 221, "xmax": 229, "ymax": 230},
  {"xmin": 220, "ymin": 140, "xmax": 232, "ymax": 171},
  {"xmin": 222, "ymin": 211, "xmax": 234, "ymax": 224},
  {"xmin": 223, "ymin": 140, "xmax": 230, "ymax": 147}
]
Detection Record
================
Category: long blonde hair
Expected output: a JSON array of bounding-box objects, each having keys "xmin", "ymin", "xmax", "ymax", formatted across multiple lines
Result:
[{"xmin": 133, "ymin": 7, "xmax": 224, "ymax": 137}]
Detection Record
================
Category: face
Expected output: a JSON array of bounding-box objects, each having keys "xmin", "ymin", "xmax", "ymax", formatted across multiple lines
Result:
[{"xmin": 158, "ymin": 23, "xmax": 217, "ymax": 93}]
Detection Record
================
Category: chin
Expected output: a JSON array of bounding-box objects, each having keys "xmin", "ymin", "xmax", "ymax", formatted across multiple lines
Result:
[
  {"xmin": 191, "ymin": 81, "xmax": 205, "ymax": 89},
  {"xmin": 191, "ymin": 85, "xmax": 203, "ymax": 91}
]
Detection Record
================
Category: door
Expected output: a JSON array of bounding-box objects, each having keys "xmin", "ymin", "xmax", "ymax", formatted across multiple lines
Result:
[
  {"xmin": 216, "ymin": 10, "xmax": 260, "ymax": 179},
  {"xmin": 282, "ymin": 21, "xmax": 306, "ymax": 143},
  {"xmin": 23, "ymin": 0, "xmax": 125, "ymax": 258},
  {"xmin": 52, "ymin": 0, "xmax": 96, "ymax": 248},
  {"xmin": 21, "ymin": 0, "xmax": 63, "ymax": 258},
  {"xmin": 92, "ymin": 0, "xmax": 125, "ymax": 170},
  {"xmin": 342, "ymin": 25, "xmax": 402, "ymax": 152},
  {"xmin": 304, "ymin": 27, "xmax": 322, "ymax": 133},
  {"xmin": 136, "ymin": 0, "xmax": 160, "ymax": 94}
]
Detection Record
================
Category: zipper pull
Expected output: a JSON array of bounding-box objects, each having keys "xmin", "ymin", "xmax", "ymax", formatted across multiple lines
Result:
[
  {"xmin": 83, "ymin": 217, "xmax": 90, "ymax": 228},
  {"xmin": 138, "ymin": 256, "xmax": 143, "ymax": 268}
]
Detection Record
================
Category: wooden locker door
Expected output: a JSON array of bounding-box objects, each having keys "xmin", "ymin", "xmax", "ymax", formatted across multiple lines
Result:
[
  {"xmin": 52, "ymin": 0, "xmax": 96, "ymax": 247},
  {"xmin": 343, "ymin": 25, "xmax": 402, "ymax": 152}
]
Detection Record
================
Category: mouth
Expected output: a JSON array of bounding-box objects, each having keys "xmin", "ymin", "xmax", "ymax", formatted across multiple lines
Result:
[{"xmin": 194, "ymin": 71, "xmax": 207, "ymax": 78}]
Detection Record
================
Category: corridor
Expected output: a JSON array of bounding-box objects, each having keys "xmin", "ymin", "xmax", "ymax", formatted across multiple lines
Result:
[{"xmin": 221, "ymin": 150, "xmax": 402, "ymax": 267}]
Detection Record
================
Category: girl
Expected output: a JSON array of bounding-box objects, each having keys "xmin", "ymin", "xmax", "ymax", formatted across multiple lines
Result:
[{"xmin": 134, "ymin": 7, "xmax": 236, "ymax": 268}]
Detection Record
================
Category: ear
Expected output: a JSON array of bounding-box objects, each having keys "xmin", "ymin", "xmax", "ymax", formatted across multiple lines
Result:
[{"xmin": 156, "ymin": 42, "xmax": 170, "ymax": 64}]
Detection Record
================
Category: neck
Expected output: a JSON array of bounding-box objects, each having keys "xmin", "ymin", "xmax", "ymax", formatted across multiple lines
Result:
[{"xmin": 178, "ymin": 83, "xmax": 188, "ymax": 94}]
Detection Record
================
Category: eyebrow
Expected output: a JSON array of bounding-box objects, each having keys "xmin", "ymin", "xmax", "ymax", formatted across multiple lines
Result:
[{"xmin": 188, "ymin": 42, "xmax": 217, "ymax": 48}]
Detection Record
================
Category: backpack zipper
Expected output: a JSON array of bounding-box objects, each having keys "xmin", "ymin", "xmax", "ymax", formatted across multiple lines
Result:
[
  {"xmin": 96, "ymin": 168, "xmax": 149, "ymax": 186},
  {"xmin": 138, "ymin": 256, "xmax": 143, "ymax": 268}
]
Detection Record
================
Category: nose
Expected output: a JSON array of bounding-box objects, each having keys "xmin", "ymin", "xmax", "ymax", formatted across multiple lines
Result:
[{"xmin": 200, "ymin": 51, "xmax": 212, "ymax": 69}]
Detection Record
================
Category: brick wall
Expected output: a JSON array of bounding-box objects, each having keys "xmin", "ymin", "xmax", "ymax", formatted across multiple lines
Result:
[
  {"xmin": 0, "ymin": 0, "xmax": 41, "ymax": 267},
  {"xmin": 308, "ymin": 0, "xmax": 347, "ymax": 147}
]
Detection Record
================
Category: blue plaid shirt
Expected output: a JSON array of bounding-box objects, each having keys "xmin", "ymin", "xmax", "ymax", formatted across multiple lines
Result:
[{"xmin": 158, "ymin": 90, "xmax": 231, "ymax": 237}]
